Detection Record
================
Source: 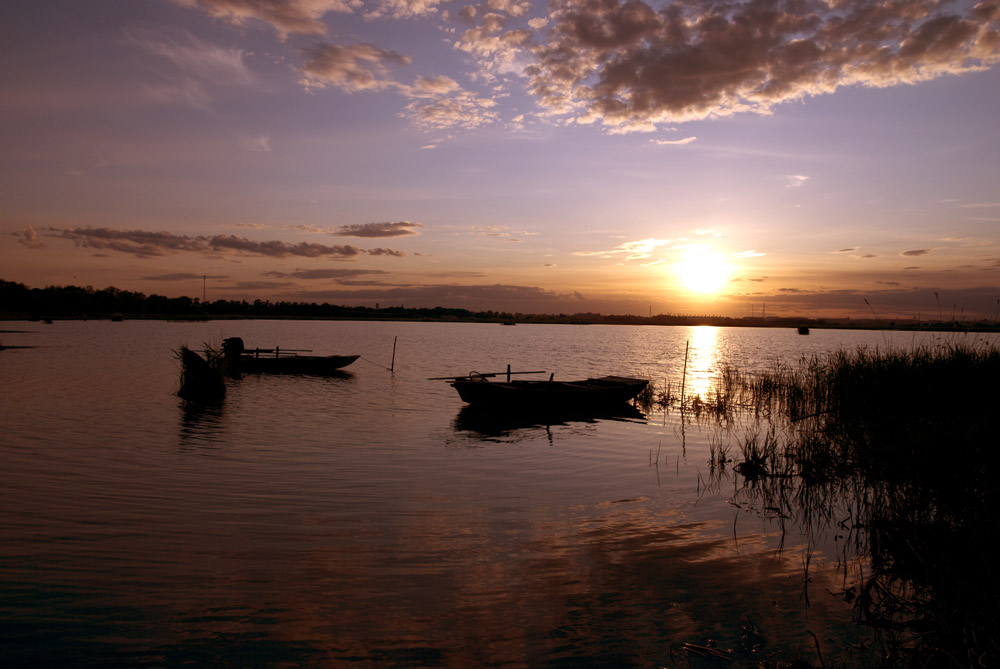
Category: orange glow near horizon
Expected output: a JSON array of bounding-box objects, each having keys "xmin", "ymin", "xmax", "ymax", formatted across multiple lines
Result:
[{"xmin": 674, "ymin": 246, "xmax": 732, "ymax": 294}]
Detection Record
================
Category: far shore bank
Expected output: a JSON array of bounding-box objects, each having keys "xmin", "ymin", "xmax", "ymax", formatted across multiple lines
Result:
[{"xmin": 3, "ymin": 312, "xmax": 999, "ymax": 334}]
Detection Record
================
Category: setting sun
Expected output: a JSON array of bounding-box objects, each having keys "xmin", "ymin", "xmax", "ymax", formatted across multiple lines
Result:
[{"xmin": 674, "ymin": 246, "xmax": 732, "ymax": 294}]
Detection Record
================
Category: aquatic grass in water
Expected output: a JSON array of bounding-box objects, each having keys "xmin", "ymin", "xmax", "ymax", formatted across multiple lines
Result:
[
  {"xmin": 175, "ymin": 341, "xmax": 227, "ymax": 401},
  {"xmin": 710, "ymin": 342, "xmax": 1000, "ymax": 666}
]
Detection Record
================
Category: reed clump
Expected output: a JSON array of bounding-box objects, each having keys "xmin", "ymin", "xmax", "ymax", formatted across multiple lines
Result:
[
  {"xmin": 175, "ymin": 342, "xmax": 227, "ymax": 402},
  {"xmin": 719, "ymin": 342, "xmax": 1000, "ymax": 666}
]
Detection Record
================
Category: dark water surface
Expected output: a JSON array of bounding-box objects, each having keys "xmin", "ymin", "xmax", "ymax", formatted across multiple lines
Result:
[{"xmin": 2, "ymin": 320, "xmax": 985, "ymax": 666}]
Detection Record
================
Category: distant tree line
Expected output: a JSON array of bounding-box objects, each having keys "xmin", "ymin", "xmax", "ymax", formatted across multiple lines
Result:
[
  {"xmin": 0, "ymin": 279, "xmax": 756, "ymax": 325},
  {"xmin": 2, "ymin": 279, "xmax": 995, "ymax": 331}
]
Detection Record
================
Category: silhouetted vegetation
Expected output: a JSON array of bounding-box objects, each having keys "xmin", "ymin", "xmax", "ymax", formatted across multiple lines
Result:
[
  {"xmin": 692, "ymin": 343, "xmax": 1000, "ymax": 666},
  {"xmin": 3, "ymin": 279, "xmax": 999, "ymax": 331},
  {"xmin": 175, "ymin": 343, "xmax": 227, "ymax": 402}
]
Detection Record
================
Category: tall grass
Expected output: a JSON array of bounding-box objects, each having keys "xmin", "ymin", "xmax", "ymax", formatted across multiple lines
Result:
[{"xmin": 703, "ymin": 341, "xmax": 1000, "ymax": 666}]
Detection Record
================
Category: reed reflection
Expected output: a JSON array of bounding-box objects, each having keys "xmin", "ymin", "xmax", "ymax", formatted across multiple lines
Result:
[
  {"xmin": 705, "ymin": 342, "xmax": 1000, "ymax": 666},
  {"xmin": 179, "ymin": 398, "xmax": 226, "ymax": 449}
]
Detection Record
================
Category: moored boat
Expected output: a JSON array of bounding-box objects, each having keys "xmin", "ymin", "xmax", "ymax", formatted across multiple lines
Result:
[
  {"xmin": 223, "ymin": 337, "xmax": 359, "ymax": 375},
  {"xmin": 444, "ymin": 372, "xmax": 648, "ymax": 409}
]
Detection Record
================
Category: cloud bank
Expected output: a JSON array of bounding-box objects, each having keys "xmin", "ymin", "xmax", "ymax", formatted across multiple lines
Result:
[
  {"xmin": 56, "ymin": 227, "xmax": 405, "ymax": 259},
  {"xmin": 175, "ymin": 0, "xmax": 1000, "ymax": 133},
  {"xmin": 524, "ymin": 0, "xmax": 1000, "ymax": 131}
]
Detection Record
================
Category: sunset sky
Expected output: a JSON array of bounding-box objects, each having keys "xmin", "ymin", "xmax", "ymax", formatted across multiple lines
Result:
[{"xmin": 3, "ymin": 0, "xmax": 999, "ymax": 318}]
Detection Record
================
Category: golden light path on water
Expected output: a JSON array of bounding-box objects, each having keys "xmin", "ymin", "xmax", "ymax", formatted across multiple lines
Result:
[{"xmin": 682, "ymin": 325, "xmax": 720, "ymax": 400}]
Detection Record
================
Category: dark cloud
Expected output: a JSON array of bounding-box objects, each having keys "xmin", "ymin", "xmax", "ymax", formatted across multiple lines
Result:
[
  {"xmin": 332, "ymin": 222, "xmax": 423, "ymax": 238},
  {"xmin": 427, "ymin": 271, "xmax": 488, "ymax": 278},
  {"xmin": 527, "ymin": 0, "xmax": 1000, "ymax": 130},
  {"xmin": 142, "ymin": 273, "xmax": 229, "ymax": 281},
  {"xmin": 59, "ymin": 227, "xmax": 405, "ymax": 259},
  {"xmin": 301, "ymin": 43, "xmax": 411, "ymax": 92},
  {"xmin": 264, "ymin": 268, "xmax": 390, "ymax": 279},
  {"xmin": 61, "ymin": 227, "xmax": 207, "ymax": 257},
  {"xmin": 367, "ymin": 247, "xmax": 407, "ymax": 257},
  {"xmin": 901, "ymin": 248, "xmax": 930, "ymax": 257},
  {"xmin": 232, "ymin": 281, "xmax": 297, "ymax": 290}
]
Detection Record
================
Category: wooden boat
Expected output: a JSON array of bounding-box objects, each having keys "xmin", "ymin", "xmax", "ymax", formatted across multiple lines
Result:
[
  {"xmin": 444, "ymin": 372, "xmax": 648, "ymax": 409},
  {"xmin": 223, "ymin": 337, "xmax": 358, "ymax": 375}
]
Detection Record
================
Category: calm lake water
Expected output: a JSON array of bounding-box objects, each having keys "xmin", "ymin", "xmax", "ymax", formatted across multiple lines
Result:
[{"xmin": 2, "ymin": 320, "xmax": 991, "ymax": 666}]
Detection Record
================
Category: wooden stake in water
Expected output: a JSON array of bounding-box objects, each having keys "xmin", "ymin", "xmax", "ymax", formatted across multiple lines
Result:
[
  {"xmin": 681, "ymin": 340, "xmax": 689, "ymax": 407},
  {"xmin": 391, "ymin": 336, "xmax": 397, "ymax": 373}
]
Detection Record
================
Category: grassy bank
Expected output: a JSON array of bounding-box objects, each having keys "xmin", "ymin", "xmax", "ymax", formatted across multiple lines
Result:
[{"xmin": 682, "ymin": 343, "xmax": 1000, "ymax": 666}]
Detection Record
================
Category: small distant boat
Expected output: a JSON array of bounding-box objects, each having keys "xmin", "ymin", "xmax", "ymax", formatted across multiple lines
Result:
[
  {"xmin": 797, "ymin": 326, "xmax": 810, "ymax": 335},
  {"xmin": 437, "ymin": 370, "xmax": 648, "ymax": 409},
  {"xmin": 223, "ymin": 337, "xmax": 358, "ymax": 375}
]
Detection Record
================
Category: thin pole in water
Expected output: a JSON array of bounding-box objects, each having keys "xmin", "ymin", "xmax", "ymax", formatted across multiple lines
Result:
[
  {"xmin": 681, "ymin": 339, "xmax": 689, "ymax": 407},
  {"xmin": 390, "ymin": 336, "xmax": 397, "ymax": 373},
  {"xmin": 507, "ymin": 364, "xmax": 511, "ymax": 382}
]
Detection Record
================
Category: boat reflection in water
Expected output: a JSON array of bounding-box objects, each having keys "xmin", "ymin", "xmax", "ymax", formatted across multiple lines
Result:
[{"xmin": 453, "ymin": 402, "xmax": 646, "ymax": 440}]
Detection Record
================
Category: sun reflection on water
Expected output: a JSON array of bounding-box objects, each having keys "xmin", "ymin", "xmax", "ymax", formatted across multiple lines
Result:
[{"xmin": 684, "ymin": 326, "xmax": 720, "ymax": 401}]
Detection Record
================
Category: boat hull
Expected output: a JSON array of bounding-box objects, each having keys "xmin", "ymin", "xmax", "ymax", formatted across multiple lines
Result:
[
  {"xmin": 233, "ymin": 354, "xmax": 359, "ymax": 375},
  {"xmin": 451, "ymin": 375, "xmax": 647, "ymax": 409}
]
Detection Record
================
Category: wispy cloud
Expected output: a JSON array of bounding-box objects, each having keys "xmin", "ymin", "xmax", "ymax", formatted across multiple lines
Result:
[
  {"xmin": 958, "ymin": 202, "xmax": 1000, "ymax": 208},
  {"xmin": 239, "ymin": 133, "xmax": 272, "ymax": 152},
  {"xmin": 366, "ymin": 0, "xmax": 447, "ymax": 20},
  {"xmin": 142, "ymin": 272, "xmax": 228, "ymax": 281},
  {"xmin": 468, "ymin": 225, "xmax": 538, "ymax": 239},
  {"xmin": 400, "ymin": 76, "xmax": 500, "ymax": 130},
  {"xmin": 786, "ymin": 175, "xmax": 810, "ymax": 189},
  {"xmin": 15, "ymin": 226, "xmax": 45, "ymax": 249},
  {"xmin": 901, "ymin": 248, "xmax": 931, "ymax": 257},
  {"xmin": 125, "ymin": 27, "xmax": 256, "ymax": 110},
  {"xmin": 264, "ymin": 268, "xmax": 389, "ymax": 280},
  {"xmin": 574, "ymin": 238, "xmax": 671, "ymax": 260},
  {"xmin": 172, "ymin": 0, "xmax": 355, "ymax": 38},
  {"xmin": 651, "ymin": 136, "xmax": 696, "ymax": 145}
]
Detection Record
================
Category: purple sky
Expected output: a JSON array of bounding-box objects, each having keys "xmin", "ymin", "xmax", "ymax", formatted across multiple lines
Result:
[{"xmin": 3, "ymin": 0, "xmax": 1000, "ymax": 318}]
